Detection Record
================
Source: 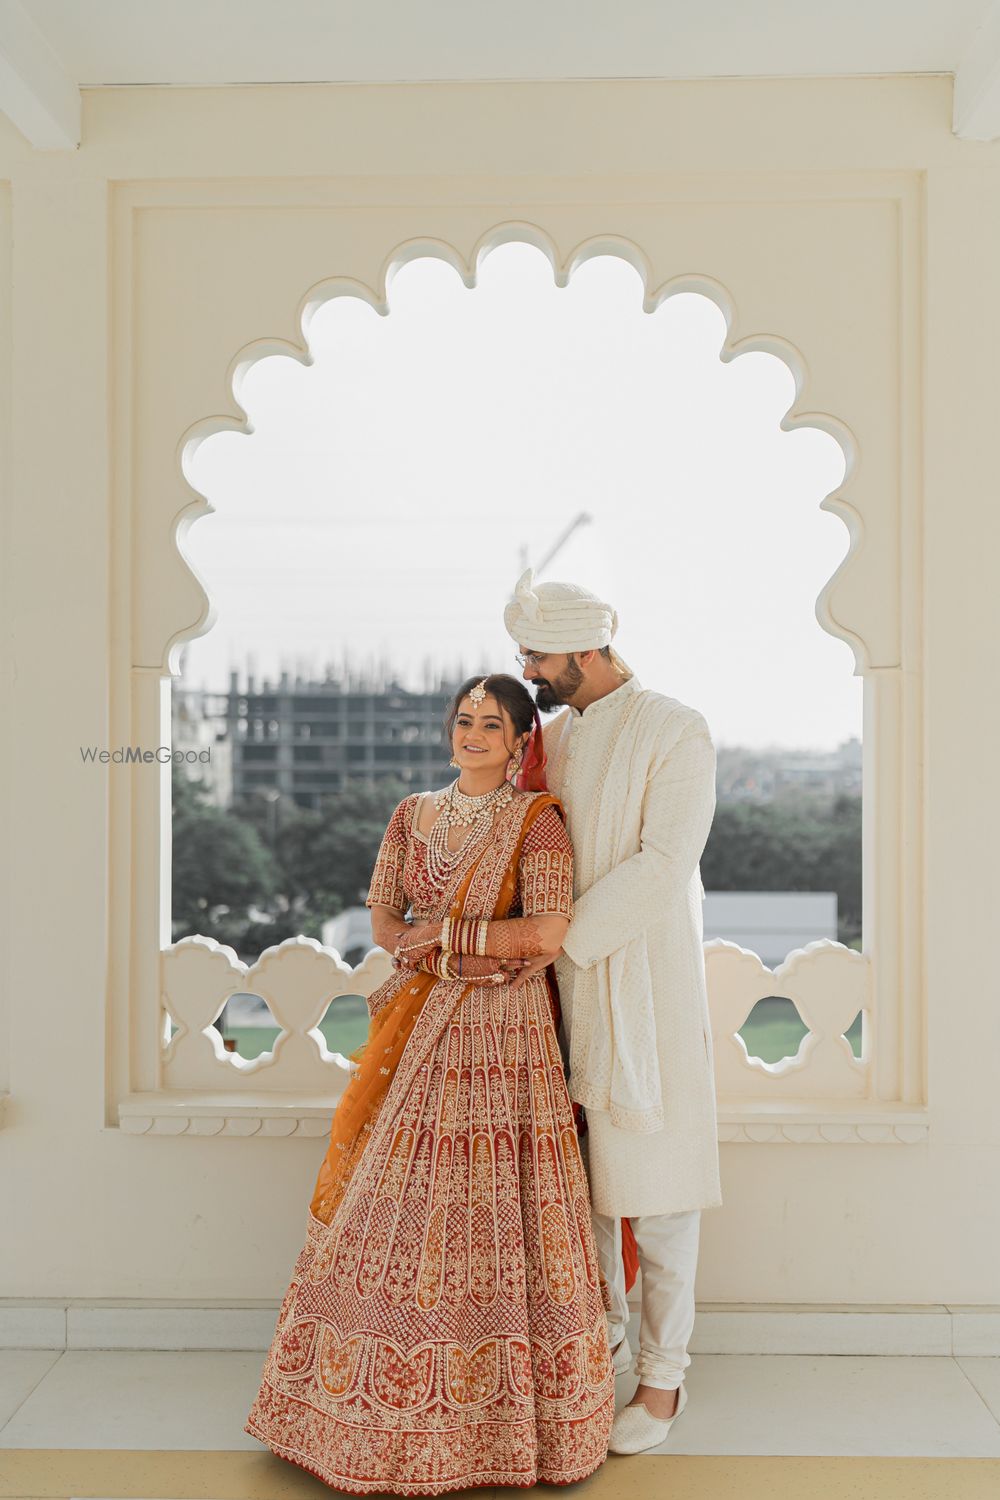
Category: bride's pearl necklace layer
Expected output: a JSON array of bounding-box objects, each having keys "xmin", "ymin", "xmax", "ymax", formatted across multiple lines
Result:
[{"xmin": 426, "ymin": 779, "xmax": 514, "ymax": 885}]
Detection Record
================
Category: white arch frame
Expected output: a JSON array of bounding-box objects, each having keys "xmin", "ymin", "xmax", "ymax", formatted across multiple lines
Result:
[
  {"xmin": 174, "ymin": 225, "xmax": 866, "ymax": 678},
  {"xmin": 108, "ymin": 181, "xmax": 924, "ymax": 1140}
]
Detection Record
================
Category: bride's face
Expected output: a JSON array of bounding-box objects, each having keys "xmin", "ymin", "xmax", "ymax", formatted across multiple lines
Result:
[{"xmin": 451, "ymin": 695, "xmax": 520, "ymax": 781}]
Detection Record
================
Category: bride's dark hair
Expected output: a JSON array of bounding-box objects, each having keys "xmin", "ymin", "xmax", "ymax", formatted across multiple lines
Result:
[{"xmin": 443, "ymin": 674, "xmax": 537, "ymax": 754}]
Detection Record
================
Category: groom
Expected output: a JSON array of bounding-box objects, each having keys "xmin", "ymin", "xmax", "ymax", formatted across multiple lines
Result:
[{"xmin": 504, "ymin": 570, "xmax": 721, "ymax": 1454}]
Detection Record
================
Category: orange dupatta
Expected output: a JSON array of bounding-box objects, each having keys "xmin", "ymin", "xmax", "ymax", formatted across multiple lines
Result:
[{"xmin": 309, "ymin": 794, "xmax": 562, "ymax": 1228}]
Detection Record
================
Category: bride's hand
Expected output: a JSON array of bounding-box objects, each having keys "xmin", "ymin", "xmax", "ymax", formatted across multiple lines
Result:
[
  {"xmin": 508, "ymin": 951, "xmax": 561, "ymax": 991},
  {"xmin": 457, "ymin": 955, "xmax": 522, "ymax": 979},
  {"xmin": 393, "ymin": 923, "xmax": 439, "ymax": 964}
]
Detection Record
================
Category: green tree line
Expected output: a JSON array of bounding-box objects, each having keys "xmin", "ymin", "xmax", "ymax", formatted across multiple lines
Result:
[
  {"xmin": 700, "ymin": 794, "xmax": 862, "ymax": 946},
  {"xmin": 171, "ymin": 766, "xmax": 408, "ymax": 957},
  {"xmin": 172, "ymin": 767, "xmax": 862, "ymax": 957}
]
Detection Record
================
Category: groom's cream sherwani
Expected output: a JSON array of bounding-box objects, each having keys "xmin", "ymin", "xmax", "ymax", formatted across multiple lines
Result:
[{"xmin": 545, "ymin": 676, "xmax": 722, "ymax": 1218}]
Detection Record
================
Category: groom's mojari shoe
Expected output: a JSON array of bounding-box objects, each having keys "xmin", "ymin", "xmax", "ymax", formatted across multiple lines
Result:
[
  {"xmin": 610, "ymin": 1338, "xmax": 634, "ymax": 1376},
  {"xmin": 608, "ymin": 1383, "xmax": 688, "ymax": 1454}
]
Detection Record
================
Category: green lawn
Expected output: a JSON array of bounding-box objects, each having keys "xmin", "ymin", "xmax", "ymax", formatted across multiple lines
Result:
[
  {"xmin": 223, "ymin": 992, "xmax": 861, "ymax": 1067},
  {"xmin": 223, "ymin": 994, "xmax": 370, "ymax": 1062},
  {"xmin": 739, "ymin": 995, "xmax": 863, "ymax": 1064}
]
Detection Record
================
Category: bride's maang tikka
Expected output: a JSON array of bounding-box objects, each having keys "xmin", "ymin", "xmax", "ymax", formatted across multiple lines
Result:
[{"xmin": 469, "ymin": 679, "xmax": 488, "ymax": 706}]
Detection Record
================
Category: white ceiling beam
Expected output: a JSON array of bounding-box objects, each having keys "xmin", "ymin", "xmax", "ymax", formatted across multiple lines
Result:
[
  {"xmin": 0, "ymin": 0, "xmax": 79, "ymax": 149},
  {"xmin": 954, "ymin": 0, "xmax": 1000, "ymax": 141}
]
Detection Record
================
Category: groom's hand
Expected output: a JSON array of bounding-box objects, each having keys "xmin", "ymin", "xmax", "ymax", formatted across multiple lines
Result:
[{"xmin": 508, "ymin": 949, "xmax": 562, "ymax": 991}]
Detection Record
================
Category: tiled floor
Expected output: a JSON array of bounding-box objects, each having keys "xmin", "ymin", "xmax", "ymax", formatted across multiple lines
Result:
[
  {"xmin": 2, "ymin": 1346, "xmax": 1000, "ymax": 1458},
  {"xmin": 634, "ymin": 1355, "xmax": 1000, "ymax": 1457},
  {"xmin": 0, "ymin": 1350, "xmax": 265, "ymax": 1451}
]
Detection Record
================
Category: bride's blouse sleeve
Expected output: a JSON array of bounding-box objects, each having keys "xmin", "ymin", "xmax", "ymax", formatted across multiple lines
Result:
[
  {"xmin": 518, "ymin": 802, "xmax": 575, "ymax": 918},
  {"xmin": 365, "ymin": 795, "xmax": 417, "ymax": 911}
]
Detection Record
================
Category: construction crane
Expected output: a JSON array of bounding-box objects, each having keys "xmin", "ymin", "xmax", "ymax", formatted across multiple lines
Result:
[{"xmin": 517, "ymin": 511, "xmax": 592, "ymax": 578}]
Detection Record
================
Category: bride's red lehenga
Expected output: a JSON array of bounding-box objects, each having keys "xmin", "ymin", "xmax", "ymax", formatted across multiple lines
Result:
[{"xmin": 245, "ymin": 788, "xmax": 615, "ymax": 1495}]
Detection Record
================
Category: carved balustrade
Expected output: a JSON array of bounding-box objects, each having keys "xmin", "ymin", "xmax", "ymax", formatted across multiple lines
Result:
[{"xmin": 161, "ymin": 932, "xmax": 870, "ymax": 1104}]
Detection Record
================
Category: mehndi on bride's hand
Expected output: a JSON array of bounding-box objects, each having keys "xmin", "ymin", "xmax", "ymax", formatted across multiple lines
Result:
[
  {"xmin": 453, "ymin": 954, "xmax": 524, "ymax": 981},
  {"xmin": 400, "ymin": 949, "xmax": 525, "ymax": 985},
  {"xmin": 393, "ymin": 922, "xmax": 440, "ymax": 965}
]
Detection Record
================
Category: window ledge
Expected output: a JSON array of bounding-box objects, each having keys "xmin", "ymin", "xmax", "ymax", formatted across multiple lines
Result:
[
  {"xmin": 718, "ymin": 1101, "xmax": 928, "ymax": 1144},
  {"xmin": 118, "ymin": 1092, "xmax": 340, "ymax": 1137},
  {"xmin": 118, "ymin": 1093, "xmax": 928, "ymax": 1143}
]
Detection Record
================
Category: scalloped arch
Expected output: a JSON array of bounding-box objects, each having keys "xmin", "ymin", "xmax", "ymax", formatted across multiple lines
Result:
[{"xmin": 171, "ymin": 221, "xmax": 865, "ymax": 676}]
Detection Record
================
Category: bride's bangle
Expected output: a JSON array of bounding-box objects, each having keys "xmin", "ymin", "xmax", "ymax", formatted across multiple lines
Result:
[
  {"xmin": 425, "ymin": 949, "xmax": 457, "ymax": 981},
  {"xmin": 443, "ymin": 917, "xmax": 491, "ymax": 955}
]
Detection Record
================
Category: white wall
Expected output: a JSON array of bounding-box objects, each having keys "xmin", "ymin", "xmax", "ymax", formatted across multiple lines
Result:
[{"xmin": 2, "ymin": 78, "xmax": 999, "ymax": 1304}]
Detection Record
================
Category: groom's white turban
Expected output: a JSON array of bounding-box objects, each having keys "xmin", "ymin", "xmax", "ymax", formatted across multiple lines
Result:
[{"xmin": 504, "ymin": 569, "xmax": 619, "ymax": 653}]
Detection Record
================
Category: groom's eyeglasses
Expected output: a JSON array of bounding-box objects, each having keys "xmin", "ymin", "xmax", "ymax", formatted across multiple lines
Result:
[{"xmin": 515, "ymin": 651, "xmax": 548, "ymax": 668}]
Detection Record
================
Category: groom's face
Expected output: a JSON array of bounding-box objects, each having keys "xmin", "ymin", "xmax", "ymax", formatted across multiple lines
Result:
[{"xmin": 519, "ymin": 649, "xmax": 585, "ymax": 712}]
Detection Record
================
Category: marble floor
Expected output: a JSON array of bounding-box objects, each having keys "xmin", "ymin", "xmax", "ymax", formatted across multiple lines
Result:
[{"xmin": 2, "ymin": 1345, "xmax": 1000, "ymax": 1460}]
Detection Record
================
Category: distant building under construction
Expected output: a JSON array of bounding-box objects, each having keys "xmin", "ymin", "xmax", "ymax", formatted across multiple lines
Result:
[{"xmin": 172, "ymin": 665, "xmax": 460, "ymax": 809}]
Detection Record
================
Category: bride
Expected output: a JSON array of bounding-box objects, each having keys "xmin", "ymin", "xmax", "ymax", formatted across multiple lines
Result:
[{"xmin": 245, "ymin": 673, "xmax": 615, "ymax": 1494}]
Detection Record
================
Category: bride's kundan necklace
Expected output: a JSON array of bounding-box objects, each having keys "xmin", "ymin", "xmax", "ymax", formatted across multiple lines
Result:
[{"xmin": 426, "ymin": 778, "xmax": 514, "ymax": 885}]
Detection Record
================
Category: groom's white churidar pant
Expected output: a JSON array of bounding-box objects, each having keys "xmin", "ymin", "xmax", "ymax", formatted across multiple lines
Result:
[{"xmin": 591, "ymin": 1205, "xmax": 701, "ymax": 1392}]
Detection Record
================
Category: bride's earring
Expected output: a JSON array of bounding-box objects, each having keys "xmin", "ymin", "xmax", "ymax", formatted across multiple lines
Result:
[
  {"xmin": 505, "ymin": 746, "xmax": 524, "ymax": 783},
  {"xmin": 449, "ymin": 755, "xmax": 460, "ymax": 769}
]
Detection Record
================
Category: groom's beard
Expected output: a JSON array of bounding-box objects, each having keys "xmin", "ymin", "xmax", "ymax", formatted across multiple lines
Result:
[
  {"xmin": 533, "ymin": 657, "xmax": 583, "ymax": 713},
  {"xmin": 533, "ymin": 681, "xmax": 561, "ymax": 712}
]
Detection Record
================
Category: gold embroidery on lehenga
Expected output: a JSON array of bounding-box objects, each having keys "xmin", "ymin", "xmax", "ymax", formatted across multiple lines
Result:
[
  {"xmin": 274, "ymin": 1317, "xmax": 317, "ymax": 1374},
  {"xmin": 245, "ymin": 794, "xmax": 614, "ymax": 1494},
  {"xmin": 319, "ymin": 1327, "xmax": 362, "ymax": 1396},
  {"xmin": 445, "ymin": 1339, "xmax": 500, "ymax": 1406},
  {"xmin": 370, "ymin": 1339, "xmax": 435, "ymax": 1411}
]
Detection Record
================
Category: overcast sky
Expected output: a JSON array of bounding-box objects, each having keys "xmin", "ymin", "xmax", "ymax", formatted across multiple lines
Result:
[{"xmin": 180, "ymin": 243, "xmax": 860, "ymax": 750}]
